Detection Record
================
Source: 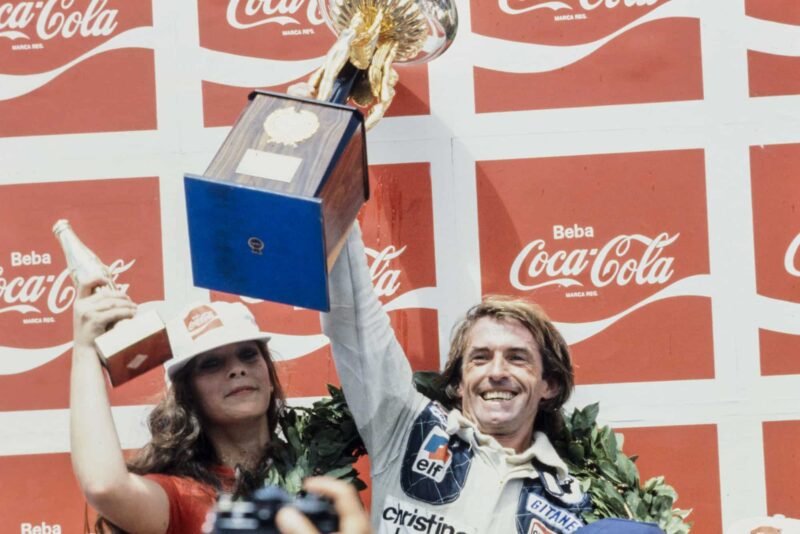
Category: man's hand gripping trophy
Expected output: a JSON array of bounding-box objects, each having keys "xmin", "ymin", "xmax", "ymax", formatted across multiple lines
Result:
[{"xmin": 298, "ymin": 0, "xmax": 457, "ymax": 129}]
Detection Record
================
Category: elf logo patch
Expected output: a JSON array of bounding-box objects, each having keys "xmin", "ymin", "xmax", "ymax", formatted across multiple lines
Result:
[
  {"xmin": 528, "ymin": 521, "xmax": 555, "ymax": 534},
  {"xmin": 412, "ymin": 427, "xmax": 452, "ymax": 482}
]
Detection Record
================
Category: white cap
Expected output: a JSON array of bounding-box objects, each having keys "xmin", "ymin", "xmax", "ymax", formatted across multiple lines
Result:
[{"xmin": 164, "ymin": 301, "xmax": 271, "ymax": 380}]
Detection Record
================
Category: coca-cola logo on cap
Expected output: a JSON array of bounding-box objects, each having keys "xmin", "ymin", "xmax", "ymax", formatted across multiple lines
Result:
[
  {"xmin": 745, "ymin": 0, "xmax": 800, "ymax": 98},
  {"xmin": 470, "ymin": 0, "xmax": 703, "ymax": 113},
  {"xmin": 198, "ymin": 0, "xmax": 431, "ymax": 127},
  {"xmin": 0, "ymin": 0, "xmax": 156, "ymax": 137},
  {"xmin": 0, "ymin": 178, "xmax": 164, "ymax": 411},
  {"xmin": 478, "ymin": 149, "xmax": 713, "ymax": 384},
  {"xmin": 213, "ymin": 162, "xmax": 439, "ymax": 397},
  {"xmin": 184, "ymin": 304, "xmax": 224, "ymax": 340}
]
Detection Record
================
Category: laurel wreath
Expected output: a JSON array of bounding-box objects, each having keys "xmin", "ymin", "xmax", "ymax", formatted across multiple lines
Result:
[{"xmin": 266, "ymin": 373, "xmax": 691, "ymax": 534}]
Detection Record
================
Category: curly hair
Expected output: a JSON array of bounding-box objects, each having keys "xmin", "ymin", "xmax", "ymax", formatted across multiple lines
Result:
[
  {"xmin": 95, "ymin": 340, "xmax": 285, "ymax": 533},
  {"xmin": 438, "ymin": 295, "xmax": 574, "ymax": 439}
]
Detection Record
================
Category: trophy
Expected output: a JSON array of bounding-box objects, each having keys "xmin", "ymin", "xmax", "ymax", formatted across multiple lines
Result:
[
  {"xmin": 53, "ymin": 220, "xmax": 172, "ymax": 386},
  {"xmin": 184, "ymin": 0, "xmax": 458, "ymax": 311}
]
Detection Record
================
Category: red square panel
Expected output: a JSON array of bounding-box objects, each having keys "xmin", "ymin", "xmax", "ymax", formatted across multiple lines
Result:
[
  {"xmin": 751, "ymin": 144, "xmax": 800, "ymax": 303},
  {"xmin": 760, "ymin": 329, "xmax": 800, "ymax": 376},
  {"xmin": 763, "ymin": 420, "xmax": 800, "ymax": 517},
  {"xmin": 0, "ymin": 453, "xmax": 90, "ymax": 533},
  {"xmin": 745, "ymin": 0, "xmax": 800, "ymax": 26},
  {"xmin": 0, "ymin": 178, "xmax": 165, "ymax": 411},
  {"xmin": 212, "ymin": 162, "xmax": 439, "ymax": 397},
  {"xmin": 0, "ymin": 1, "xmax": 156, "ymax": 137},
  {"xmin": 618, "ymin": 424, "xmax": 722, "ymax": 534},
  {"xmin": 471, "ymin": 0, "xmax": 702, "ymax": 112},
  {"xmin": 747, "ymin": 51, "xmax": 800, "ymax": 98},
  {"xmin": 751, "ymin": 144, "xmax": 800, "ymax": 374},
  {"xmin": 477, "ymin": 149, "xmax": 714, "ymax": 384},
  {"xmin": 745, "ymin": 1, "xmax": 800, "ymax": 97}
]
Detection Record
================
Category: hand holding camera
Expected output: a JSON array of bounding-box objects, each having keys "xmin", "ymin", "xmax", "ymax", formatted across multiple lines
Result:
[{"xmin": 206, "ymin": 477, "xmax": 371, "ymax": 534}]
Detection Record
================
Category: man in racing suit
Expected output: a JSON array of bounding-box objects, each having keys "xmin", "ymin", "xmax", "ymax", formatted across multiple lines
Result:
[{"xmin": 322, "ymin": 224, "xmax": 591, "ymax": 534}]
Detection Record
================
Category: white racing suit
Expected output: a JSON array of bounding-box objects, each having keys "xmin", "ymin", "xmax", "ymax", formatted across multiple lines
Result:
[{"xmin": 322, "ymin": 225, "xmax": 591, "ymax": 534}]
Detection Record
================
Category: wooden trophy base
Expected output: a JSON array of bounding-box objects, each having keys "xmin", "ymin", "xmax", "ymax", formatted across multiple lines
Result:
[
  {"xmin": 94, "ymin": 309, "xmax": 172, "ymax": 386},
  {"xmin": 184, "ymin": 90, "xmax": 368, "ymax": 311}
]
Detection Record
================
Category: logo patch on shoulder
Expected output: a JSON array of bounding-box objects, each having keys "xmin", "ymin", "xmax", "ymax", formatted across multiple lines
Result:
[
  {"xmin": 401, "ymin": 402, "xmax": 472, "ymax": 504},
  {"xmin": 524, "ymin": 494, "xmax": 583, "ymax": 533},
  {"xmin": 528, "ymin": 520, "xmax": 556, "ymax": 534},
  {"xmin": 412, "ymin": 427, "xmax": 453, "ymax": 482},
  {"xmin": 429, "ymin": 401, "xmax": 449, "ymax": 425}
]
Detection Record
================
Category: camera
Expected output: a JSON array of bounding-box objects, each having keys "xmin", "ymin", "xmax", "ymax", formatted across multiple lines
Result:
[{"xmin": 206, "ymin": 485, "xmax": 339, "ymax": 534}]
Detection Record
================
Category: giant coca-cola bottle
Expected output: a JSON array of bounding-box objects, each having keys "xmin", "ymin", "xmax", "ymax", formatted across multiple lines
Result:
[{"xmin": 53, "ymin": 220, "xmax": 172, "ymax": 386}]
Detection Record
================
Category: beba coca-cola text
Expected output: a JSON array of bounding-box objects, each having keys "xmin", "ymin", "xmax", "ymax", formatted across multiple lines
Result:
[
  {"xmin": 10, "ymin": 251, "xmax": 52, "ymax": 266},
  {"xmin": 510, "ymin": 232, "xmax": 678, "ymax": 291},
  {"xmin": 553, "ymin": 224, "xmax": 594, "ymax": 240},
  {"xmin": 0, "ymin": 0, "xmax": 118, "ymax": 41},
  {"xmin": 20, "ymin": 521, "xmax": 62, "ymax": 534},
  {"xmin": 0, "ymin": 258, "xmax": 133, "ymax": 316}
]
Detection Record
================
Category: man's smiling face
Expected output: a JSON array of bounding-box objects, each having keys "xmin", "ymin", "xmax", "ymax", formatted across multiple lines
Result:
[{"xmin": 458, "ymin": 316, "xmax": 556, "ymax": 449}]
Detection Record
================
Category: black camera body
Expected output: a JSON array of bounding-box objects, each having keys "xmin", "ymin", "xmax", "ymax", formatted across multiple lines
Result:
[{"xmin": 206, "ymin": 485, "xmax": 339, "ymax": 534}]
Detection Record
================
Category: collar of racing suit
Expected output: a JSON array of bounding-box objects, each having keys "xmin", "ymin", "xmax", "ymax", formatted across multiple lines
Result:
[{"xmin": 445, "ymin": 408, "xmax": 570, "ymax": 478}]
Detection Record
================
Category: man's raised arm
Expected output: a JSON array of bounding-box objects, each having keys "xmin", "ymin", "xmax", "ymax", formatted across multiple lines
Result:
[{"xmin": 321, "ymin": 223, "xmax": 424, "ymax": 468}]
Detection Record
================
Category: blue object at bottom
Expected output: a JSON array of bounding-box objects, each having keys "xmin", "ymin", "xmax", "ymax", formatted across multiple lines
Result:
[
  {"xmin": 184, "ymin": 175, "xmax": 329, "ymax": 311},
  {"xmin": 575, "ymin": 518, "xmax": 665, "ymax": 533}
]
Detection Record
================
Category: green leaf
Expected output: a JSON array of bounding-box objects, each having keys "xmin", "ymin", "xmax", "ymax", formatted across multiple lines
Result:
[
  {"xmin": 568, "ymin": 442, "xmax": 585, "ymax": 463},
  {"xmin": 583, "ymin": 403, "xmax": 600, "ymax": 426}
]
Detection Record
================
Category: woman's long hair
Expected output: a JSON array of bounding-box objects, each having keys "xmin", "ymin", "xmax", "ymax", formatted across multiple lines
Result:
[{"xmin": 94, "ymin": 341, "xmax": 286, "ymax": 533}]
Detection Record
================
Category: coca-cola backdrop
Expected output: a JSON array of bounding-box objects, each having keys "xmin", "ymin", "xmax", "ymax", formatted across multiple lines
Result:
[{"xmin": 1, "ymin": 1, "xmax": 799, "ymax": 532}]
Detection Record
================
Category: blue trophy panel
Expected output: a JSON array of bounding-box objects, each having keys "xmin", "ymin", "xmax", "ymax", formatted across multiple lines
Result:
[{"xmin": 184, "ymin": 175, "xmax": 330, "ymax": 311}]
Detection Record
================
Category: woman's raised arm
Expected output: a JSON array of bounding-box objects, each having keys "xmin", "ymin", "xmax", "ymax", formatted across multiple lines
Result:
[{"xmin": 69, "ymin": 278, "xmax": 170, "ymax": 534}]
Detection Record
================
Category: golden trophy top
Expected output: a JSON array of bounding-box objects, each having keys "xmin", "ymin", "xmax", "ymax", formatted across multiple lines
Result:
[
  {"xmin": 320, "ymin": 0, "xmax": 458, "ymax": 65},
  {"xmin": 307, "ymin": 0, "xmax": 458, "ymax": 129}
]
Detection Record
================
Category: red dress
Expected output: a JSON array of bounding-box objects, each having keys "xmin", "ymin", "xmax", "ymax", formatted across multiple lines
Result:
[{"xmin": 145, "ymin": 466, "xmax": 235, "ymax": 534}]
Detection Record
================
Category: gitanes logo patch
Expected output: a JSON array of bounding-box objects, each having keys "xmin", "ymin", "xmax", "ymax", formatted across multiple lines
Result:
[
  {"xmin": 412, "ymin": 427, "xmax": 452, "ymax": 482},
  {"xmin": 379, "ymin": 496, "xmax": 471, "ymax": 534},
  {"xmin": 526, "ymin": 495, "xmax": 582, "ymax": 533}
]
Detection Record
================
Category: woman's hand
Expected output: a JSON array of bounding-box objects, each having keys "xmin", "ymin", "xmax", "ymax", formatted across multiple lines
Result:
[{"xmin": 72, "ymin": 277, "xmax": 136, "ymax": 353}]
